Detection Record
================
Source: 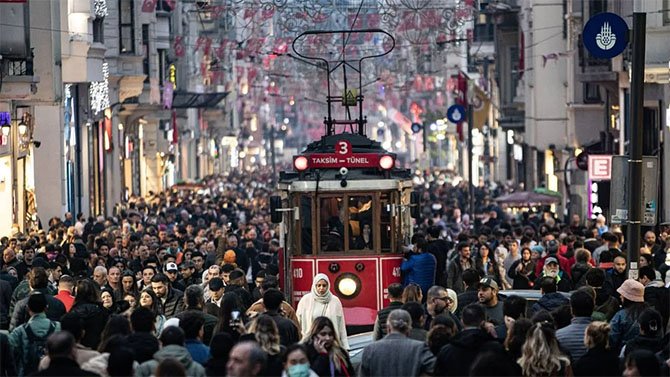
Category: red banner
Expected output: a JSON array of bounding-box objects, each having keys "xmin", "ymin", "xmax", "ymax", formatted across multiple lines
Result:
[
  {"xmin": 173, "ymin": 36, "xmax": 185, "ymax": 57},
  {"xmin": 141, "ymin": 0, "xmax": 157, "ymax": 13}
]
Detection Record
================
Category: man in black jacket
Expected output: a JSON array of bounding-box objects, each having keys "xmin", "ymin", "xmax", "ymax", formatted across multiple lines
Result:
[
  {"xmin": 373, "ymin": 283, "xmax": 404, "ymax": 340},
  {"xmin": 456, "ymin": 269, "xmax": 480, "ymax": 317},
  {"xmin": 434, "ymin": 303, "xmax": 503, "ymax": 376},
  {"xmin": 531, "ymin": 276, "xmax": 569, "ymax": 315},
  {"xmin": 150, "ymin": 273, "xmax": 184, "ymax": 318},
  {"xmin": 426, "ymin": 226, "xmax": 449, "ymax": 287},
  {"xmin": 10, "ymin": 267, "xmax": 65, "ymax": 330},
  {"xmin": 262, "ymin": 289, "xmax": 299, "ymax": 347}
]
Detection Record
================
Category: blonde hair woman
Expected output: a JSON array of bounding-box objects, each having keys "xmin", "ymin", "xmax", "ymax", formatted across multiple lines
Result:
[
  {"xmin": 296, "ymin": 273, "xmax": 349, "ymax": 349},
  {"xmin": 518, "ymin": 322, "xmax": 572, "ymax": 376},
  {"xmin": 572, "ymin": 322, "xmax": 620, "ymax": 376},
  {"xmin": 248, "ymin": 315, "xmax": 283, "ymax": 376}
]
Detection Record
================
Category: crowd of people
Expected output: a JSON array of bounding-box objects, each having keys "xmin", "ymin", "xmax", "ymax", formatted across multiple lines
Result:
[{"xmin": 0, "ymin": 169, "xmax": 669, "ymax": 376}]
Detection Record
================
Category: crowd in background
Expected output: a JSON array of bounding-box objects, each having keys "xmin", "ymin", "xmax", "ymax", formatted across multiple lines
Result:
[{"xmin": 0, "ymin": 168, "xmax": 669, "ymax": 376}]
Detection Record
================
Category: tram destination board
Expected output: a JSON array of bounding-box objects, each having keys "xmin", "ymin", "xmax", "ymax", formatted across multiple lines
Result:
[{"xmin": 301, "ymin": 153, "xmax": 382, "ymax": 169}]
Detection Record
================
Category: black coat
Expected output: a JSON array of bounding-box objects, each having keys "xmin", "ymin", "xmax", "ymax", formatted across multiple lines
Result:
[
  {"xmin": 126, "ymin": 332, "xmax": 160, "ymax": 363},
  {"xmin": 434, "ymin": 328, "xmax": 503, "ymax": 376},
  {"xmin": 426, "ymin": 239, "xmax": 450, "ymax": 287},
  {"xmin": 305, "ymin": 341, "xmax": 354, "ymax": 377},
  {"xmin": 69, "ymin": 302, "xmax": 109, "ymax": 350},
  {"xmin": 530, "ymin": 292, "xmax": 569, "ymax": 315},
  {"xmin": 160, "ymin": 287, "xmax": 184, "ymax": 318},
  {"xmin": 29, "ymin": 357, "xmax": 98, "ymax": 376},
  {"xmin": 456, "ymin": 288, "xmax": 479, "ymax": 318},
  {"xmin": 0, "ymin": 280, "xmax": 12, "ymax": 330},
  {"xmin": 572, "ymin": 346, "xmax": 620, "ymax": 376},
  {"xmin": 266, "ymin": 311, "xmax": 300, "ymax": 347}
]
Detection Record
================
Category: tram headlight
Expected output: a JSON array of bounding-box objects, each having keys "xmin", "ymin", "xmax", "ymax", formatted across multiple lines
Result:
[
  {"xmin": 335, "ymin": 273, "xmax": 361, "ymax": 299},
  {"xmin": 379, "ymin": 155, "xmax": 394, "ymax": 170},
  {"xmin": 294, "ymin": 156, "xmax": 308, "ymax": 171}
]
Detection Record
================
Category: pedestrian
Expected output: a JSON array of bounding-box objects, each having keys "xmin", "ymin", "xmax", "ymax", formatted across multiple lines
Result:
[
  {"xmin": 302, "ymin": 316, "xmax": 353, "ymax": 377},
  {"xmin": 447, "ymin": 242, "xmax": 475, "ymax": 294},
  {"xmin": 402, "ymin": 301, "xmax": 429, "ymax": 341},
  {"xmin": 475, "ymin": 243, "xmax": 502, "ymax": 286},
  {"xmin": 425, "ymin": 226, "xmax": 450, "ymax": 287},
  {"xmin": 30, "ymin": 332, "xmax": 97, "ymax": 377},
  {"xmin": 621, "ymin": 308, "xmax": 665, "ymax": 358},
  {"xmin": 401, "ymin": 237, "xmax": 436, "ymax": 295},
  {"xmin": 638, "ymin": 265, "xmax": 669, "ymax": 330},
  {"xmin": 456, "ymin": 269, "xmax": 480, "ymax": 316},
  {"xmin": 261, "ymin": 289, "xmax": 300, "ymax": 347},
  {"xmin": 176, "ymin": 284, "xmax": 219, "ymax": 345},
  {"xmin": 150, "ymin": 273, "xmax": 184, "ymax": 318},
  {"xmin": 296, "ymin": 273, "xmax": 348, "ymax": 349},
  {"xmin": 178, "ymin": 311, "xmax": 210, "ymax": 366},
  {"xmin": 572, "ymin": 321, "xmax": 620, "ymax": 376},
  {"xmin": 281, "ymin": 343, "xmax": 319, "ymax": 377},
  {"xmin": 134, "ymin": 326, "xmax": 206, "ymax": 377},
  {"xmin": 246, "ymin": 276, "xmax": 300, "ymax": 330},
  {"xmin": 584, "ymin": 268, "xmax": 619, "ymax": 321},
  {"xmin": 503, "ymin": 318, "xmax": 532, "ymax": 362},
  {"xmin": 610, "ymin": 279, "xmax": 648, "ymax": 352},
  {"xmin": 8, "ymin": 293, "xmax": 61, "ymax": 376},
  {"xmin": 426, "ymin": 315, "xmax": 458, "ymax": 356},
  {"xmin": 39, "ymin": 313, "xmax": 100, "ymax": 370},
  {"xmin": 359, "ymin": 309, "xmax": 435, "ymax": 376},
  {"xmin": 434, "ymin": 304, "xmax": 503, "ymax": 376},
  {"xmin": 247, "ymin": 315, "xmax": 283, "ymax": 377},
  {"xmin": 139, "ymin": 288, "xmax": 166, "ymax": 335},
  {"xmin": 517, "ymin": 322, "xmax": 572, "ymax": 377},
  {"xmin": 534, "ymin": 256, "xmax": 572, "ymax": 292},
  {"xmin": 226, "ymin": 341, "xmax": 267, "ymax": 377},
  {"xmin": 53, "ymin": 274, "xmax": 75, "ymax": 312},
  {"xmin": 425, "ymin": 285, "xmax": 460, "ymax": 330},
  {"xmin": 477, "ymin": 277, "xmax": 504, "ymax": 326},
  {"xmin": 531, "ymin": 276, "xmax": 570, "ymax": 315},
  {"xmin": 69, "ymin": 279, "xmax": 109, "ymax": 350},
  {"xmin": 570, "ymin": 248, "xmax": 592, "ymax": 289},
  {"xmin": 98, "ymin": 314, "xmax": 132, "ymax": 352},
  {"xmin": 623, "ymin": 350, "xmax": 660, "ymax": 377},
  {"xmin": 10, "ymin": 267, "xmax": 66, "ymax": 330},
  {"xmin": 205, "ymin": 332, "xmax": 234, "ymax": 377},
  {"xmin": 555, "ymin": 290, "xmax": 594, "ymax": 361},
  {"xmin": 401, "ymin": 283, "xmax": 423, "ymax": 304},
  {"xmin": 496, "ymin": 295, "xmax": 527, "ymax": 340},
  {"xmin": 608, "ymin": 253, "xmax": 627, "ymax": 291},
  {"xmin": 372, "ymin": 283, "xmax": 404, "ymax": 340}
]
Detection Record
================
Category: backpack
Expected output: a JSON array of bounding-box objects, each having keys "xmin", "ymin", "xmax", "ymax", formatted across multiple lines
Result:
[{"xmin": 22, "ymin": 321, "xmax": 57, "ymax": 375}]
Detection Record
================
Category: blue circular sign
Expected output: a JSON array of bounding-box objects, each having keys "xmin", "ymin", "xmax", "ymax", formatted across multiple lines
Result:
[
  {"xmin": 411, "ymin": 123, "xmax": 422, "ymax": 134},
  {"xmin": 446, "ymin": 104, "xmax": 466, "ymax": 123},
  {"xmin": 583, "ymin": 12, "xmax": 628, "ymax": 59}
]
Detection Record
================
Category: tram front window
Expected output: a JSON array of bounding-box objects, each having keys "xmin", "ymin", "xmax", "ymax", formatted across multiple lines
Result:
[
  {"xmin": 380, "ymin": 193, "xmax": 393, "ymax": 252},
  {"xmin": 349, "ymin": 195, "xmax": 373, "ymax": 250},
  {"xmin": 320, "ymin": 197, "xmax": 344, "ymax": 251}
]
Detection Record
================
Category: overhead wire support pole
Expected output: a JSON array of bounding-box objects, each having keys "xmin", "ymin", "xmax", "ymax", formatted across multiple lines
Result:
[
  {"xmin": 467, "ymin": 104, "xmax": 475, "ymax": 221},
  {"xmin": 626, "ymin": 12, "xmax": 646, "ymax": 279}
]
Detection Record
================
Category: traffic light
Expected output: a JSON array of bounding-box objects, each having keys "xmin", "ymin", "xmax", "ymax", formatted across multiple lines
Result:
[
  {"xmin": 411, "ymin": 123, "xmax": 422, "ymax": 134},
  {"xmin": 576, "ymin": 151, "xmax": 588, "ymax": 171}
]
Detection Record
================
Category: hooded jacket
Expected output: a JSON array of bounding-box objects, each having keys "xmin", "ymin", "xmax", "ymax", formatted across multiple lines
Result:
[
  {"xmin": 134, "ymin": 344, "xmax": 206, "ymax": 377},
  {"xmin": 434, "ymin": 328, "xmax": 503, "ymax": 376}
]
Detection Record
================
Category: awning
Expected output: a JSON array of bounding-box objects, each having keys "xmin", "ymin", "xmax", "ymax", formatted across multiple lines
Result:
[{"xmin": 170, "ymin": 91, "xmax": 229, "ymax": 108}]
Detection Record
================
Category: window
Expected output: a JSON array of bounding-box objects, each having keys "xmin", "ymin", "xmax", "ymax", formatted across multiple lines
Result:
[
  {"xmin": 320, "ymin": 197, "xmax": 344, "ymax": 252},
  {"xmin": 300, "ymin": 196, "xmax": 313, "ymax": 254},
  {"xmin": 142, "ymin": 24, "xmax": 150, "ymax": 82},
  {"xmin": 93, "ymin": 17, "xmax": 104, "ymax": 43},
  {"xmin": 348, "ymin": 195, "xmax": 373, "ymax": 251},
  {"xmin": 664, "ymin": 0, "xmax": 670, "ymax": 25},
  {"xmin": 119, "ymin": 0, "xmax": 134, "ymax": 53},
  {"xmin": 589, "ymin": 0, "xmax": 607, "ymax": 16},
  {"xmin": 158, "ymin": 49, "xmax": 167, "ymax": 85},
  {"xmin": 583, "ymin": 83, "xmax": 601, "ymax": 104}
]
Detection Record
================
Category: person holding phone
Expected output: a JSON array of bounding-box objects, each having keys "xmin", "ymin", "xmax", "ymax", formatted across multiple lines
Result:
[
  {"xmin": 296, "ymin": 274, "xmax": 349, "ymax": 350},
  {"xmin": 302, "ymin": 317, "xmax": 353, "ymax": 377}
]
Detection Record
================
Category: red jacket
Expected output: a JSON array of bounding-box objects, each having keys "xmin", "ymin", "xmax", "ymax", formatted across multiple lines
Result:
[
  {"xmin": 535, "ymin": 254, "xmax": 572, "ymax": 279},
  {"xmin": 55, "ymin": 290, "xmax": 75, "ymax": 312}
]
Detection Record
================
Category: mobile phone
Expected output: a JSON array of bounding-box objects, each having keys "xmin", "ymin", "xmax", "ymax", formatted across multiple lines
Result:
[{"xmin": 231, "ymin": 310, "xmax": 240, "ymax": 321}]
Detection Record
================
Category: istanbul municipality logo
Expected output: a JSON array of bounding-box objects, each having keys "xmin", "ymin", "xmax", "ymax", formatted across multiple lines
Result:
[
  {"xmin": 596, "ymin": 22, "xmax": 616, "ymax": 50},
  {"xmin": 583, "ymin": 12, "xmax": 628, "ymax": 59}
]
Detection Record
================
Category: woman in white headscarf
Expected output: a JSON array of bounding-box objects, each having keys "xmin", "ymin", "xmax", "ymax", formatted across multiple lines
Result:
[{"xmin": 296, "ymin": 273, "xmax": 349, "ymax": 349}]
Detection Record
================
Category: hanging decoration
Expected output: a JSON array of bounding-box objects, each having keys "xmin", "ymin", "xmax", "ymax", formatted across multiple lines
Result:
[{"xmin": 90, "ymin": 62, "xmax": 110, "ymax": 115}]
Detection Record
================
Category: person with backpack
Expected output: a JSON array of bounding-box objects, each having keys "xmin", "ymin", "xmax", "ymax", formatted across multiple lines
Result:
[{"xmin": 8, "ymin": 293, "xmax": 61, "ymax": 376}]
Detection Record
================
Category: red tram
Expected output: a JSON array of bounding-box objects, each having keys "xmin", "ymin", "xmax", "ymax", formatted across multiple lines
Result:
[{"xmin": 270, "ymin": 30, "xmax": 419, "ymax": 326}]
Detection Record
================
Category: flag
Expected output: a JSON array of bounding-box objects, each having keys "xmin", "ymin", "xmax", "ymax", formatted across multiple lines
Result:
[
  {"xmin": 174, "ymin": 36, "xmax": 185, "ymax": 57},
  {"xmin": 471, "ymin": 85, "xmax": 490, "ymax": 130},
  {"xmin": 141, "ymin": 0, "xmax": 157, "ymax": 13}
]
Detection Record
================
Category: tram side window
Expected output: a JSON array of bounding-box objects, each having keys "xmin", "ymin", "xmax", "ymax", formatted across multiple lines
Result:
[
  {"xmin": 301, "ymin": 196, "xmax": 312, "ymax": 255},
  {"xmin": 380, "ymin": 193, "xmax": 393, "ymax": 252},
  {"xmin": 320, "ymin": 197, "xmax": 344, "ymax": 252},
  {"xmin": 348, "ymin": 195, "xmax": 373, "ymax": 250}
]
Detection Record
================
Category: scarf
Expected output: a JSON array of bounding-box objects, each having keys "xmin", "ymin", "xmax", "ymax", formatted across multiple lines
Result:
[{"xmin": 311, "ymin": 273, "xmax": 332, "ymax": 305}]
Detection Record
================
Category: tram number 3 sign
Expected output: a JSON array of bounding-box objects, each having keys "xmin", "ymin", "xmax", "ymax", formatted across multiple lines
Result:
[{"xmin": 305, "ymin": 139, "xmax": 383, "ymax": 168}]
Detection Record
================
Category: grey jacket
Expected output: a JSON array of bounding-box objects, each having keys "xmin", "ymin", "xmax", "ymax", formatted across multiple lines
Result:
[
  {"xmin": 134, "ymin": 345, "xmax": 206, "ymax": 377},
  {"xmin": 359, "ymin": 333, "xmax": 434, "ymax": 377},
  {"xmin": 556, "ymin": 316, "xmax": 592, "ymax": 361}
]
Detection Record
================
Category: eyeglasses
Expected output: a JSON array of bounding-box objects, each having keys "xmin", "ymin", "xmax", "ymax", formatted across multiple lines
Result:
[{"xmin": 435, "ymin": 296, "xmax": 452, "ymax": 303}]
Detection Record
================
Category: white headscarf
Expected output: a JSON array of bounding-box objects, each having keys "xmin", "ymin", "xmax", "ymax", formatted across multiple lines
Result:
[{"xmin": 311, "ymin": 273, "xmax": 332, "ymax": 304}]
